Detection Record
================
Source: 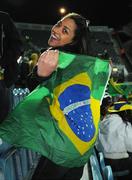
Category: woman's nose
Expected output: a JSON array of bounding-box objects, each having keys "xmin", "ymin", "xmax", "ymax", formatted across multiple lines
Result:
[{"xmin": 52, "ymin": 26, "xmax": 61, "ymax": 34}]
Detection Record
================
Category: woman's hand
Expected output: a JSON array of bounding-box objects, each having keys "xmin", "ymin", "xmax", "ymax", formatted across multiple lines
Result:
[{"xmin": 37, "ymin": 50, "xmax": 59, "ymax": 77}]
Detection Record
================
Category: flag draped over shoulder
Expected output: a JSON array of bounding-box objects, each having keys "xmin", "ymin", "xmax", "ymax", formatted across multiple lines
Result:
[{"xmin": 0, "ymin": 51, "xmax": 111, "ymax": 167}]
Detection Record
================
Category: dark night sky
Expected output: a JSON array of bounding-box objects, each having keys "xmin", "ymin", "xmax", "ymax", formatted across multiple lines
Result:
[{"xmin": 0, "ymin": 0, "xmax": 132, "ymax": 29}]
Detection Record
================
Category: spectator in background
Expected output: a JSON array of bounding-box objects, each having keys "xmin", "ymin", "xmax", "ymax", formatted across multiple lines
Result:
[
  {"xmin": 96, "ymin": 101, "xmax": 132, "ymax": 180},
  {"xmin": 17, "ymin": 52, "xmax": 39, "ymax": 87},
  {"xmin": 100, "ymin": 93, "xmax": 113, "ymax": 118},
  {"xmin": 28, "ymin": 53, "xmax": 39, "ymax": 72},
  {"xmin": 0, "ymin": 11, "xmax": 24, "ymax": 122}
]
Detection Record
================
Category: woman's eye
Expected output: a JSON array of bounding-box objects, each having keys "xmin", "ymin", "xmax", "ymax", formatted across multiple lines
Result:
[{"xmin": 63, "ymin": 28, "xmax": 68, "ymax": 34}]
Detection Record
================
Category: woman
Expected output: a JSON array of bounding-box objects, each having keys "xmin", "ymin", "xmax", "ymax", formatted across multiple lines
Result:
[
  {"xmin": 27, "ymin": 12, "xmax": 91, "ymax": 91},
  {"xmin": 30, "ymin": 12, "xmax": 91, "ymax": 180},
  {"xmin": 96, "ymin": 101, "xmax": 132, "ymax": 180}
]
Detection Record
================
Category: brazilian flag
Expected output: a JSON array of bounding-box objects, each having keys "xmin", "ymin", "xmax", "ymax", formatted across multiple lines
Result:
[
  {"xmin": 108, "ymin": 78, "xmax": 132, "ymax": 98},
  {"xmin": 0, "ymin": 51, "xmax": 111, "ymax": 167}
]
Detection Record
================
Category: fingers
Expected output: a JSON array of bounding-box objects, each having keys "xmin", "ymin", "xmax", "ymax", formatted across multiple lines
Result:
[
  {"xmin": 39, "ymin": 50, "xmax": 58, "ymax": 62},
  {"xmin": 37, "ymin": 49, "xmax": 59, "ymax": 77}
]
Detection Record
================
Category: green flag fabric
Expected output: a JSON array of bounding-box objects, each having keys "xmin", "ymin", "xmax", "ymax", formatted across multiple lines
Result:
[
  {"xmin": 0, "ymin": 51, "xmax": 111, "ymax": 167},
  {"xmin": 108, "ymin": 78, "xmax": 132, "ymax": 98}
]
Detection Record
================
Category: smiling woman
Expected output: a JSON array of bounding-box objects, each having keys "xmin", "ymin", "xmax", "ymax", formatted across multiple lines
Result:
[
  {"xmin": 48, "ymin": 12, "xmax": 91, "ymax": 53},
  {"xmin": 27, "ymin": 13, "xmax": 93, "ymax": 180},
  {"xmin": 48, "ymin": 18, "xmax": 77, "ymax": 48},
  {"xmin": 27, "ymin": 12, "xmax": 92, "ymax": 91}
]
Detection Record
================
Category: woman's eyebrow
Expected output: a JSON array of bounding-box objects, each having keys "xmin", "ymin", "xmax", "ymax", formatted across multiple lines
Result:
[
  {"xmin": 64, "ymin": 25, "xmax": 71, "ymax": 32},
  {"xmin": 60, "ymin": 20, "xmax": 72, "ymax": 33}
]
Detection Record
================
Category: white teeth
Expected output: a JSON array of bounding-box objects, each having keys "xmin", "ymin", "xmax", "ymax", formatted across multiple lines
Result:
[{"xmin": 51, "ymin": 34, "xmax": 58, "ymax": 40}]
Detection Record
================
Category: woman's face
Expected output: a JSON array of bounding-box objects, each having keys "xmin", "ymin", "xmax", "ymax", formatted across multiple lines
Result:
[{"xmin": 48, "ymin": 17, "xmax": 77, "ymax": 48}]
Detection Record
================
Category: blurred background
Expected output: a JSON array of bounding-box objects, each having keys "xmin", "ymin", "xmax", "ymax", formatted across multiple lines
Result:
[
  {"xmin": 0, "ymin": 0, "xmax": 132, "ymax": 28},
  {"xmin": 0, "ymin": 0, "xmax": 132, "ymax": 95}
]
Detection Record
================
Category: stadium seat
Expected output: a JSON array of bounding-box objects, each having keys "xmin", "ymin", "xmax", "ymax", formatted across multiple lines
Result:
[
  {"xmin": 103, "ymin": 165, "xmax": 114, "ymax": 180},
  {"xmin": 98, "ymin": 151, "xmax": 129, "ymax": 179},
  {"xmin": 90, "ymin": 154, "xmax": 103, "ymax": 180}
]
